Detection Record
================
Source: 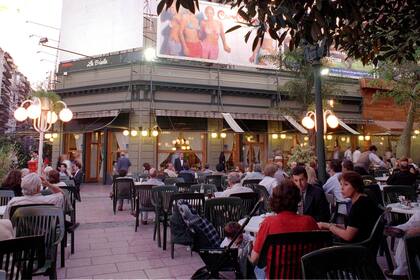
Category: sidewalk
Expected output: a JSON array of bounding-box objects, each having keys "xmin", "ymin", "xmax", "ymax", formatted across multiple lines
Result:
[{"xmin": 58, "ymin": 183, "xmax": 204, "ymax": 279}]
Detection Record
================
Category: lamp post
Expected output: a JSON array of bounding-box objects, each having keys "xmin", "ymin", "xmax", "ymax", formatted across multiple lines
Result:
[
  {"xmin": 144, "ymin": 47, "xmax": 158, "ymax": 135},
  {"xmin": 303, "ymin": 39, "xmax": 329, "ymax": 183},
  {"xmin": 14, "ymin": 96, "xmax": 73, "ymax": 175}
]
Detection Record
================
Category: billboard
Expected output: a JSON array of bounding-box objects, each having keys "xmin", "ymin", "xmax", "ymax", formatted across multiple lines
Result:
[
  {"xmin": 59, "ymin": 0, "xmax": 144, "ymax": 62},
  {"xmin": 156, "ymin": 1, "xmax": 279, "ymax": 68}
]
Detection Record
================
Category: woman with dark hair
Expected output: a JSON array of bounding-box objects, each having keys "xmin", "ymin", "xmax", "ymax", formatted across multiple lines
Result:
[
  {"xmin": 249, "ymin": 180, "xmax": 319, "ymax": 274},
  {"xmin": 1, "ymin": 170, "xmax": 22, "ymax": 196},
  {"xmin": 318, "ymin": 171, "xmax": 382, "ymax": 242}
]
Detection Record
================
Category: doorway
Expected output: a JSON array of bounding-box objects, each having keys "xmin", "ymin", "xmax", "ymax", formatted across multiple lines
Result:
[{"xmin": 85, "ymin": 132, "xmax": 103, "ymax": 183}]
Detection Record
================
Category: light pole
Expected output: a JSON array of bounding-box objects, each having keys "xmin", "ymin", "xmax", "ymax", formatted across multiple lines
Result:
[
  {"xmin": 302, "ymin": 109, "xmax": 339, "ymax": 134},
  {"xmin": 14, "ymin": 96, "xmax": 73, "ymax": 175},
  {"xmin": 144, "ymin": 47, "xmax": 158, "ymax": 137}
]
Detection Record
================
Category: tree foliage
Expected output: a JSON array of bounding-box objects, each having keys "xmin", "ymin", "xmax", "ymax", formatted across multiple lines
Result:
[{"xmin": 157, "ymin": 0, "xmax": 419, "ymax": 65}]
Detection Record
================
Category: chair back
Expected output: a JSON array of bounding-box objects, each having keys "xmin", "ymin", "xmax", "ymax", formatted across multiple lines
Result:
[
  {"xmin": 59, "ymin": 186, "xmax": 77, "ymax": 213},
  {"xmin": 133, "ymin": 184, "xmax": 155, "ymax": 211},
  {"xmin": 383, "ymin": 185, "xmax": 417, "ymax": 204},
  {"xmin": 356, "ymin": 208, "xmax": 388, "ymax": 256},
  {"xmin": 301, "ymin": 245, "xmax": 385, "ymax": 279},
  {"xmin": 151, "ymin": 186, "xmax": 178, "ymax": 214},
  {"xmin": 176, "ymin": 182, "xmax": 195, "ymax": 193},
  {"xmin": 242, "ymin": 179, "xmax": 261, "ymax": 191},
  {"xmin": 170, "ymin": 193, "xmax": 205, "ymax": 216},
  {"xmin": 114, "ymin": 177, "xmax": 134, "ymax": 200},
  {"xmin": 0, "ymin": 235, "xmax": 45, "ymax": 280},
  {"xmin": 229, "ymin": 192, "xmax": 259, "ymax": 216},
  {"xmin": 164, "ymin": 177, "xmax": 184, "ymax": 186},
  {"xmin": 204, "ymin": 197, "xmax": 243, "ymax": 239},
  {"xmin": 258, "ymin": 231, "xmax": 332, "ymax": 280},
  {"xmin": 63, "ymin": 179, "xmax": 75, "ymax": 187},
  {"xmin": 364, "ymin": 184, "xmax": 384, "ymax": 206},
  {"xmin": 405, "ymin": 233, "xmax": 420, "ymax": 280},
  {"xmin": 59, "ymin": 175, "xmax": 69, "ymax": 181},
  {"xmin": 190, "ymin": 184, "xmax": 218, "ymax": 194},
  {"xmin": 205, "ymin": 175, "xmax": 224, "ymax": 191},
  {"xmin": 196, "ymin": 172, "xmax": 207, "ymax": 184},
  {"xmin": 254, "ymin": 184, "xmax": 271, "ymax": 213},
  {"xmin": 11, "ymin": 206, "xmax": 65, "ymax": 261},
  {"xmin": 0, "ymin": 190, "xmax": 15, "ymax": 206}
]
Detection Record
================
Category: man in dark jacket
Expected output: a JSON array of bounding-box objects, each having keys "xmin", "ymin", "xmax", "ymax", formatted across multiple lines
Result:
[
  {"xmin": 291, "ymin": 166, "xmax": 330, "ymax": 222},
  {"xmin": 387, "ymin": 157, "xmax": 416, "ymax": 186}
]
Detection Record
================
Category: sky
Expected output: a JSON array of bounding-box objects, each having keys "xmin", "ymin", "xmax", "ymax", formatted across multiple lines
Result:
[{"xmin": 0, "ymin": 0, "xmax": 63, "ymax": 88}]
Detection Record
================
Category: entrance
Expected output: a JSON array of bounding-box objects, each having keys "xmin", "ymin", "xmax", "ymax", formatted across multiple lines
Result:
[
  {"xmin": 240, "ymin": 133, "xmax": 267, "ymax": 165},
  {"xmin": 85, "ymin": 132, "xmax": 103, "ymax": 183}
]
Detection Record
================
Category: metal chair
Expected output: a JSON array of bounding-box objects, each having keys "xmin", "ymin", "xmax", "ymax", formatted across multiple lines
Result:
[
  {"xmin": 112, "ymin": 177, "xmax": 134, "ymax": 214},
  {"xmin": 361, "ymin": 175, "xmax": 377, "ymax": 186},
  {"xmin": 205, "ymin": 175, "xmax": 224, "ymax": 191},
  {"xmin": 11, "ymin": 206, "xmax": 65, "ymax": 279},
  {"xmin": 131, "ymin": 184, "xmax": 155, "ymax": 232},
  {"xmin": 229, "ymin": 192, "xmax": 259, "ymax": 216},
  {"xmin": 169, "ymin": 193, "xmax": 205, "ymax": 258},
  {"xmin": 257, "ymin": 231, "xmax": 332, "ymax": 279},
  {"xmin": 0, "ymin": 235, "xmax": 45, "ymax": 280},
  {"xmin": 0, "ymin": 190, "xmax": 15, "ymax": 206},
  {"xmin": 405, "ymin": 232, "xmax": 420, "ymax": 280},
  {"xmin": 59, "ymin": 186, "xmax": 78, "ymax": 267},
  {"xmin": 190, "ymin": 184, "xmax": 218, "ymax": 195},
  {"xmin": 242, "ymin": 179, "xmax": 261, "ymax": 191},
  {"xmin": 204, "ymin": 197, "xmax": 243, "ymax": 239},
  {"xmin": 151, "ymin": 186, "xmax": 178, "ymax": 250},
  {"xmin": 301, "ymin": 245, "xmax": 385, "ymax": 279}
]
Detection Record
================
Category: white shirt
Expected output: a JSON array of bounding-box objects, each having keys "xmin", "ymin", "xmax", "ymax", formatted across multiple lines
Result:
[
  {"xmin": 141, "ymin": 178, "xmax": 164, "ymax": 186},
  {"xmin": 4, "ymin": 192, "xmax": 64, "ymax": 219},
  {"xmin": 352, "ymin": 150, "xmax": 361, "ymax": 163},
  {"xmin": 344, "ymin": 149, "xmax": 352, "ymax": 160},
  {"xmin": 215, "ymin": 183, "xmax": 253, "ymax": 198},
  {"xmin": 369, "ymin": 153, "xmax": 386, "ymax": 167},
  {"xmin": 164, "ymin": 169, "xmax": 177, "ymax": 178},
  {"xmin": 259, "ymin": 176, "xmax": 278, "ymax": 196},
  {"xmin": 0, "ymin": 220, "xmax": 14, "ymax": 241},
  {"xmin": 322, "ymin": 172, "xmax": 350, "ymax": 215}
]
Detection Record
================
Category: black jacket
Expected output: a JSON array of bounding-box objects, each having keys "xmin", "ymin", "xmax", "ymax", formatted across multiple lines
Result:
[
  {"xmin": 174, "ymin": 158, "xmax": 184, "ymax": 173},
  {"xmin": 386, "ymin": 170, "xmax": 416, "ymax": 186},
  {"xmin": 303, "ymin": 184, "xmax": 331, "ymax": 222}
]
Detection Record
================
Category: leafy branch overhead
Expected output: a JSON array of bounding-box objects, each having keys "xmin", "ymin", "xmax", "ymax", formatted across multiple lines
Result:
[{"xmin": 157, "ymin": 0, "xmax": 419, "ymax": 65}]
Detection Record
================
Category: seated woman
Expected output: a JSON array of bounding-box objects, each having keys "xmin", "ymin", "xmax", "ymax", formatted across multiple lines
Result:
[
  {"xmin": 318, "ymin": 171, "xmax": 382, "ymax": 242},
  {"xmin": 1, "ymin": 169, "xmax": 23, "ymax": 196},
  {"xmin": 249, "ymin": 180, "xmax": 319, "ymax": 276}
]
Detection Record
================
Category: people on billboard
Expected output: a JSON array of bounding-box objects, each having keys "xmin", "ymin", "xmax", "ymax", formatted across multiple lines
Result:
[
  {"xmin": 180, "ymin": 9, "xmax": 202, "ymax": 58},
  {"xmin": 167, "ymin": 5, "xmax": 183, "ymax": 56},
  {"xmin": 200, "ymin": 6, "xmax": 231, "ymax": 59},
  {"xmin": 249, "ymin": 35, "xmax": 277, "ymax": 65}
]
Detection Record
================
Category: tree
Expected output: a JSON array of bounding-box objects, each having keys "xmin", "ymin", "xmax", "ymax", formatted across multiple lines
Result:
[
  {"xmin": 157, "ymin": 0, "xmax": 419, "ymax": 65},
  {"xmin": 370, "ymin": 58, "xmax": 420, "ymax": 157}
]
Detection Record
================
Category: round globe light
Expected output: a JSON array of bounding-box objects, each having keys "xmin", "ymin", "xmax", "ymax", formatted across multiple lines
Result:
[
  {"xmin": 220, "ymin": 132, "xmax": 227, "ymax": 138},
  {"xmin": 141, "ymin": 130, "xmax": 148, "ymax": 137},
  {"xmin": 364, "ymin": 135, "xmax": 371, "ymax": 141},
  {"xmin": 27, "ymin": 104, "xmax": 41, "ymax": 119},
  {"xmin": 358, "ymin": 135, "xmax": 364, "ymax": 141},
  {"xmin": 326, "ymin": 114, "xmax": 339, "ymax": 128},
  {"xmin": 122, "ymin": 130, "xmax": 129, "ymax": 136},
  {"xmin": 211, "ymin": 132, "xmax": 218, "ymax": 138},
  {"xmin": 326, "ymin": 135, "xmax": 333, "ymax": 140},
  {"xmin": 414, "ymin": 130, "xmax": 419, "ymax": 135},
  {"xmin": 47, "ymin": 111, "xmax": 58, "ymax": 124},
  {"xmin": 280, "ymin": 134, "xmax": 286, "ymax": 139},
  {"xmin": 272, "ymin": 134, "xmax": 278, "ymax": 139},
  {"xmin": 151, "ymin": 130, "xmax": 159, "ymax": 137},
  {"xmin": 59, "ymin": 108, "xmax": 73, "ymax": 122},
  {"xmin": 14, "ymin": 107, "xmax": 28, "ymax": 121},
  {"xmin": 49, "ymin": 138, "xmax": 54, "ymax": 142},
  {"xmin": 74, "ymin": 134, "xmax": 80, "ymax": 140},
  {"xmin": 304, "ymin": 136, "xmax": 309, "ymax": 141},
  {"xmin": 52, "ymin": 133, "xmax": 58, "ymax": 138},
  {"xmin": 45, "ymin": 133, "xmax": 52, "ymax": 139},
  {"xmin": 302, "ymin": 116, "xmax": 315, "ymax": 129},
  {"xmin": 186, "ymin": 146, "xmax": 191, "ymax": 150},
  {"xmin": 340, "ymin": 137, "xmax": 346, "ymax": 142},
  {"xmin": 130, "ymin": 130, "xmax": 138, "ymax": 137}
]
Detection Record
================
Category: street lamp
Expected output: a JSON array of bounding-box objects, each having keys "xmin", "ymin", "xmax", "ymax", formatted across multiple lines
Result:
[
  {"xmin": 302, "ymin": 109, "xmax": 339, "ymax": 134},
  {"xmin": 14, "ymin": 97, "xmax": 73, "ymax": 174}
]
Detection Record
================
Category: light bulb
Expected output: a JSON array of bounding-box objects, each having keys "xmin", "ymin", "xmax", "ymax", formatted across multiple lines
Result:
[
  {"xmin": 358, "ymin": 135, "xmax": 364, "ymax": 141},
  {"xmin": 181, "ymin": 146, "xmax": 186, "ymax": 150},
  {"xmin": 14, "ymin": 107, "xmax": 27, "ymax": 121},
  {"xmin": 304, "ymin": 136, "xmax": 309, "ymax": 141},
  {"xmin": 74, "ymin": 134, "xmax": 80, "ymax": 140},
  {"xmin": 45, "ymin": 133, "xmax": 52, "ymax": 139},
  {"xmin": 141, "ymin": 130, "xmax": 148, "ymax": 137},
  {"xmin": 364, "ymin": 135, "xmax": 371, "ymax": 141},
  {"xmin": 220, "ymin": 132, "xmax": 227, "ymax": 138},
  {"xmin": 47, "ymin": 111, "xmax": 58, "ymax": 124},
  {"xmin": 185, "ymin": 140, "xmax": 190, "ymax": 145},
  {"xmin": 123, "ymin": 130, "xmax": 129, "ymax": 136},
  {"xmin": 144, "ymin": 48, "xmax": 156, "ymax": 61},
  {"xmin": 326, "ymin": 114, "xmax": 339, "ymax": 128},
  {"xmin": 172, "ymin": 140, "xmax": 177, "ymax": 145},
  {"xmin": 59, "ymin": 108, "xmax": 73, "ymax": 122},
  {"xmin": 171, "ymin": 147, "xmax": 176, "ymax": 151},
  {"xmin": 340, "ymin": 137, "xmax": 346, "ymax": 142},
  {"xmin": 321, "ymin": 68, "xmax": 330, "ymax": 76},
  {"xmin": 49, "ymin": 138, "xmax": 54, "ymax": 142},
  {"xmin": 302, "ymin": 116, "xmax": 315, "ymax": 129},
  {"xmin": 151, "ymin": 130, "xmax": 159, "ymax": 137},
  {"xmin": 130, "ymin": 130, "xmax": 138, "ymax": 137},
  {"xmin": 280, "ymin": 134, "xmax": 286, "ymax": 139},
  {"xmin": 27, "ymin": 104, "xmax": 41, "ymax": 119},
  {"xmin": 327, "ymin": 135, "xmax": 333, "ymax": 140},
  {"xmin": 52, "ymin": 133, "xmax": 58, "ymax": 138},
  {"xmin": 272, "ymin": 134, "xmax": 278, "ymax": 139},
  {"xmin": 211, "ymin": 132, "xmax": 218, "ymax": 138},
  {"xmin": 415, "ymin": 130, "xmax": 419, "ymax": 135},
  {"xmin": 186, "ymin": 146, "xmax": 191, "ymax": 150}
]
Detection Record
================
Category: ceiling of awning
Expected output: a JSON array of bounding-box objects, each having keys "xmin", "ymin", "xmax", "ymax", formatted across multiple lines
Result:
[
  {"xmin": 72, "ymin": 110, "xmax": 120, "ymax": 119},
  {"xmin": 154, "ymin": 109, "xmax": 285, "ymax": 121}
]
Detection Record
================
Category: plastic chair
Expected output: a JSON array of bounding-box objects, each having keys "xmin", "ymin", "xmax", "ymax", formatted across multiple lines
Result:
[
  {"xmin": 204, "ymin": 197, "xmax": 243, "ymax": 239},
  {"xmin": 131, "ymin": 184, "xmax": 155, "ymax": 232},
  {"xmin": 112, "ymin": 177, "xmax": 134, "ymax": 214},
  {"xmin": 230, "ymin": 192, "xmax": 259, "ymax": 216},
  {"xmin": 175, "ymin": 182, "xmax": 195, "ymax": 193},
  {"xmin": 242, "ymin": 179, "xmax": 262, "ymax": 191},
  {"xmin": 190, "ymin": 184, "xmax": 218, "ymax": 195},
  {"xmin": 0, "ymin": 235, "xmax": 45, "ymax": 280},
  {"xmin": 164, "ymin": 177, "xmax": 184, "ymax": 186},
  {"xmin": 205, "ymin": 175, "xmax": 224, "ymax": 191},
  {"xmin": 257, "ymin": 231, "xmax": 332, "ymax": 279},
  {"xmin": 169, "ymin": 193, "xmax": 205, "ymax": 258},
  {"xmin": 405, "ymin": 233, "xmax": 420, "ymax": 280},
  {"xmin": 301, "ymin": 245, "xmax": 385, "ymax": 279},
  {"xmin": 254, "ymin": 184, "xmax": 271, "ymax": 213},
  {"xmin": 151, "ymin": 186, "xmax": 178, "ymax": 250},
  {"xmin": 0, "ymin": 190, "xmax": 15, "ymax": 206},
  {"xmin": 59, "ymin": 186, "xmax": 78, "ymax": 265},
  {"xmin": 11, "ymin": 206, "xmax": 65, "ymax": 279}
]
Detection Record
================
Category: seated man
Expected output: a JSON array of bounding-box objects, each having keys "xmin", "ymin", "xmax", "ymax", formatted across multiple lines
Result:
[
  {"xmin": 178, "ymin": 163, "xmax": 195, "ymax": 183},
  {"xmin": 4, "ymin": 173, "xmax": 64, "ymax": 219},
  {"xmin": 215, "ymin": 172, "xmax": 253, "ymax": 197},
  {"xmin": 387, "ymin": 157, "xmax": 416, "ymax": 186},
  {"xmin": 259, "ymin": 164, "xmax": 279, "ymax": 196},
  {"xmin": 164, "ymin": 163, "xmax": 178, "ymax": 178},
  {"xmin": 323, "ymin": 160, "xmax": 351, "ymax": 216},
  {"xmin": 141, "ymin": 168, "xmax": 164, "ymax": 186}
]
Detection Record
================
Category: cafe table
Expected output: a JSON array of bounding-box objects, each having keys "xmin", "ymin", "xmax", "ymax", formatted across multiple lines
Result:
[
  {"xmin": 375, "ymin": 175, "xmax": 389, "ymax": 183},
  {"xmin": 386, "ymin": 202, "xmax": 420, "ymax": 215},
  {"xmin": 238, "ymin": 213, "xmax": 275, "ymax": 233}
]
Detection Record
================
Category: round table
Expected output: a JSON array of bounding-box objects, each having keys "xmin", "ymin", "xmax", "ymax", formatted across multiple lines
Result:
[
  {"xmin": 239, "ymin": 213, "xmax": 275, "ymax": 233},
  {"xmin": 386, "ymin": 203, "xmax": 420, "ymax": 215}
]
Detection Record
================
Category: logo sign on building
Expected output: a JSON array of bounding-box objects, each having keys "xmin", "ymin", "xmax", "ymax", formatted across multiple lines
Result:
[{"xmin": 59, "ymin": 0, "xmax": 144, "ymax": 62}]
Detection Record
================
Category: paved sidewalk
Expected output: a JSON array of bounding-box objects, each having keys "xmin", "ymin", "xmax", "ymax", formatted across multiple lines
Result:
[{"xmin": 57, "ymin": 183, "xmax": 204, "ymax": 279}]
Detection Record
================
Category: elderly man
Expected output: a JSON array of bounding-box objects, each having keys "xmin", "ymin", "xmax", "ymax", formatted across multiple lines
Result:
[
  {"xmin": 241, "ymin": 163, "xmax": 264, "ymax": 182},
  {"xmin": 141, "ymin": 168, "xmax": 165, "ymax": 187},
  {"xmin": 259, "ymin": 164, "xmax": 279, "ymax": 196},
  {"xmin": 273, "ymin": 156, "xmax": 288, "ymax": 184},
  {"xmin": 215, "ymin": 172, "xmax": 253, "ymax": 197},
  {"xmin": 4, "ymin": 173, "xmax": 64, "ymax": 219}
]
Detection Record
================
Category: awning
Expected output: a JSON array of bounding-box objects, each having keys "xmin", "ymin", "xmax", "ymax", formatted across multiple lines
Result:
[
  {"xmin": 73, "ymin": 110, "xmax": 120, "ymax": 119},
  {"xmin": 221, "ymin": 113, "xmax": 244, "ymax": 133},
  {"xmin": 374, "ymin": 121, "xmax": 408, "ymax": 131},
  {"xmin": 338, "ymin": 119, "xmax": 360, "ymax": 135},
  {"xmin": 154, "ymin": 109, "xmax": 285, "ymax": 121},
  {"xmin": 284, "ymin": 115, "xmax": 308, "ymax": 134}
]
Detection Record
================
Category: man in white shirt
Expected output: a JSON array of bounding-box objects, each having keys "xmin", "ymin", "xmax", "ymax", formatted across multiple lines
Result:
[
  {"xmin": 141, "ymin": 168, "xmax": 165, "ymax": 187},
  {"xmin": 259, "ymin": 164, "xmax": 278, "ymax": 196},
  {"xmin": 355, "ymin": 145, "xmax": 386, "ymax": 174},
  {"xmin": 344, "ymin": 146, "xmax": 352, "ymax": 161},
  {"xmin": 4, "ymin": 173, "xmax": 64, "ymax": 219},
  {"xmin": 352, "ymin": 146, "xmax": 361, "ymax": 163},
  {"xmin": 322, "ymin": 160, "xmax": 350, "ymax": 215},
  {"xmin": 215, "ymin": 172, "xmax": 253, "ymax": 197}
]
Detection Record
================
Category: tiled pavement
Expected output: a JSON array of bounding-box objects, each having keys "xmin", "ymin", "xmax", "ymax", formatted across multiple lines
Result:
[{"xmin": 56, "ymin": 183, "xmax": 204, "ymax": 279}]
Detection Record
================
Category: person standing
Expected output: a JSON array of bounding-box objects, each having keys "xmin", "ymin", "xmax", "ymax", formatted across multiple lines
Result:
[
  {"xmin": 116, "ymin": 152, "xmax": 131, "ymax": 174},
  {"xmin": 174, "ymin": 152, "xmax": 184, "ymax": 173},
  {"xmin": 355, "ymin": 145, "xmax": 386, "ymax": 174},
  {"xmin": 344, "ymin": 146, "xmax": 353, "ymax": 161},
  {"xmin": 352, "ymin": 146, "xmax": 361, "ymax": 164}
]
